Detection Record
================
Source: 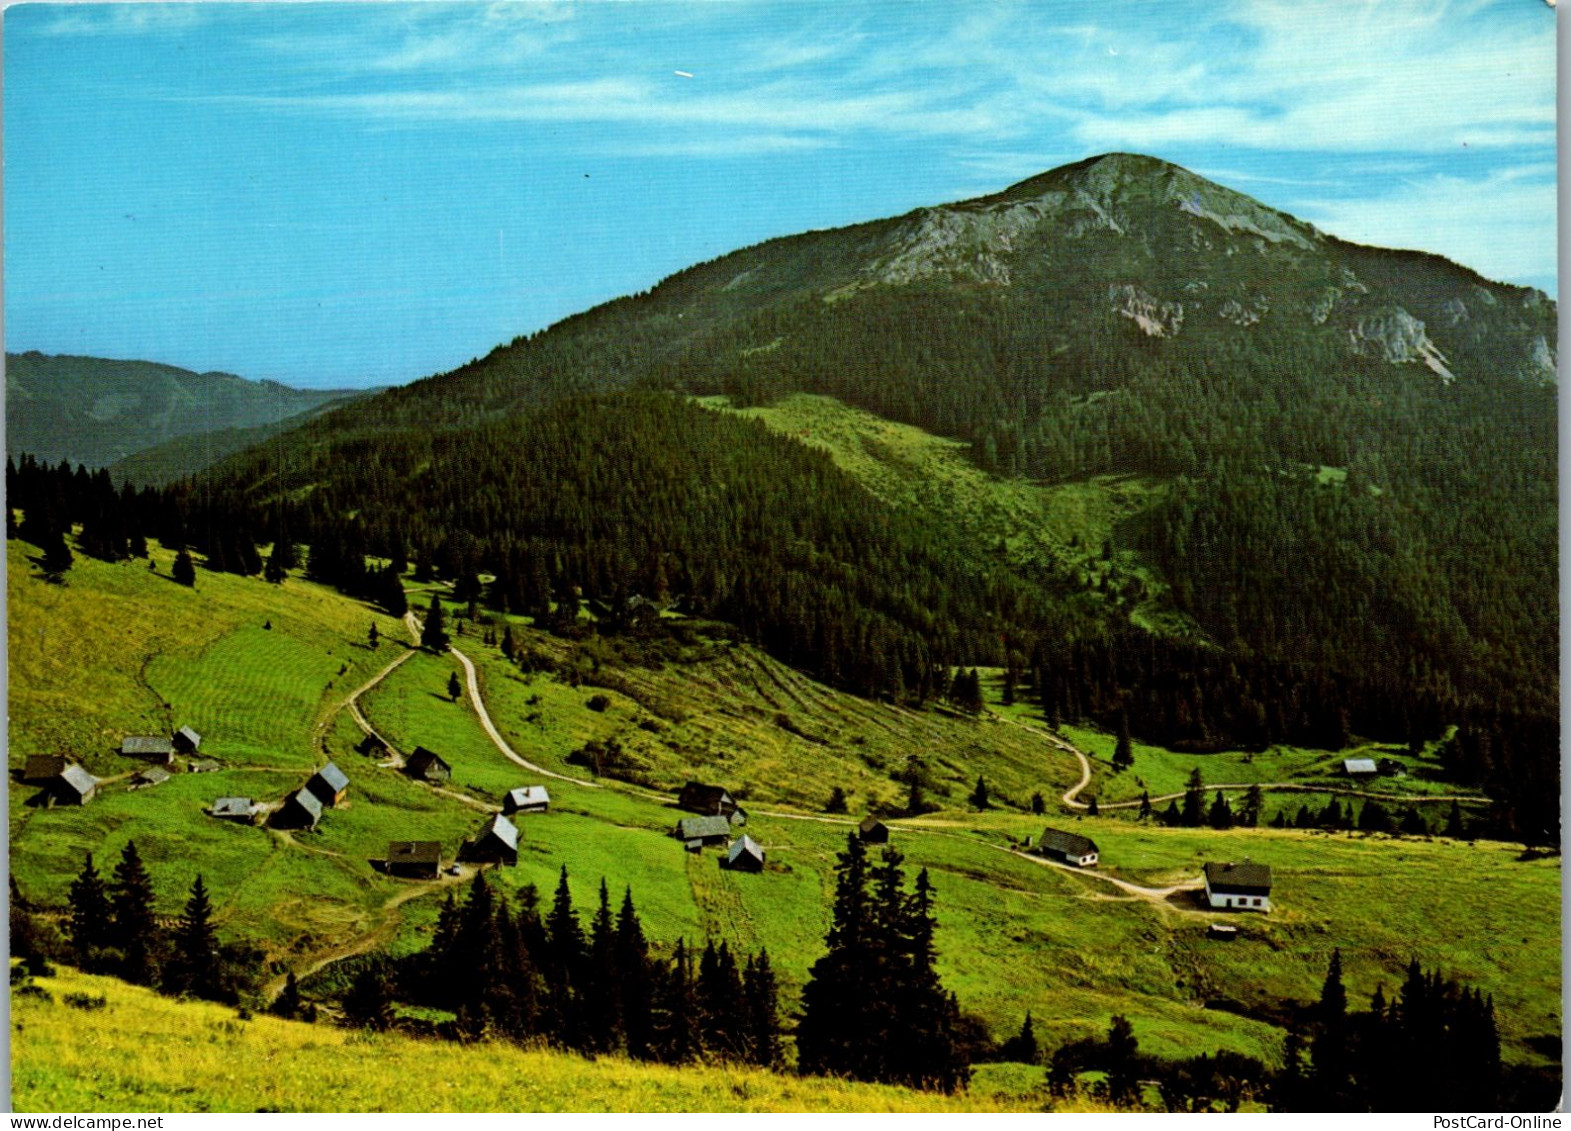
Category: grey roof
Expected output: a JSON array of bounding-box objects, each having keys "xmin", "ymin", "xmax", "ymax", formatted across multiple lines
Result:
[
  {"xmin": 507, "ymin": 785, "xmax": 550, "ymax": 807},
  {"xmin": 122, "ymin": 736, "xmax": 173, "ymax": 755},
  {"xmin": 727, "ymin": 834, "xmax": 765, "ymax": 865},
  {"xmin": 677, "ymin": 815, "xmax": 732, "ymax": 840},
  {"xmin": 479, "ymin": 813, "xmax": 520, "ymax": 851},
  {"xmin": 1343, "ymin": 758, "xmax": 1378, "ymax": 774},
  {"xmin": 132, "ymin": 766, "xmax": 172, "ymax": 786},
  {"xmin": 858, "ymin": 815, "xmax": 888, "ymax": 835},
  {"xmin": 312, "ymin": 762, "xmax": 350, "ymax": 793},
  {"xmin": 289, "ymin": 788, "xmax": 324, "ymax": 820},
  {"xmin": 387, "ymin": 841, "xmax": 443, "ymax": 866},
  {"xmin": 175, "ymin": 725, "xmax": 202, "ymax": 747},
  {"xmin": 212, "ymin": 797, "xmax": 257, "ymax": 817},
  {"xmin": 1204, "ymin": 861, "xmax": 1273, "ymax": 894},
  {"xmin": 58, "ymin": 764, "xmax": 98, "ymax": 797},
  {"xmin": 187, "ymin": 759, "xmax": 221, "ymax": 772},
  {"xmin": 1038, "ymin": 827, "xmax": 1098, "ymax": 858}
]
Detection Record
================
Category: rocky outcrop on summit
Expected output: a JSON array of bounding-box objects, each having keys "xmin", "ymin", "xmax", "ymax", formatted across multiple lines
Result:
[
  {"xmin": 1348, "ymin": 307, "xmax": 1454, "ymax": 383},
  {"xmin": 1110, "ymin": 284, "xmax": 1183, "ymax": 338}
]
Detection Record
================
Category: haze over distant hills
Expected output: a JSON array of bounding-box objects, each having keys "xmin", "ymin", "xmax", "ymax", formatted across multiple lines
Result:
[{"xmin": 4, "ymin": 352, "xmax": 377, "ymax": 473}]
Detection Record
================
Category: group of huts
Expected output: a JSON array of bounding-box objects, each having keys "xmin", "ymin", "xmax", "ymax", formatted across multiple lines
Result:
[
  {"xmin": 672, "ymin": 781, "xmax": 765, "ymax": 872},
  {"xmin": 382, "ymin": 776, "xmax": 552, "ymax": 879},
  {"xmin": 19, "ymin": 724, "xmax": 215, "ymax": 807},
  {"xmin": 1030, "ymin": 824, "xmax": 1274, "ymax": 913}
]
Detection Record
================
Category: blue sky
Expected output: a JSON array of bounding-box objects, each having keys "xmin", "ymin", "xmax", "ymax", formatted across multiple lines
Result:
[{"xmin": 3, "ymin": 0, "xmax": 1557, "ymax": 389}]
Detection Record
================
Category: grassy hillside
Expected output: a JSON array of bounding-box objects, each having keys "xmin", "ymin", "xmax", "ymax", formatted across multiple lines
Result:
[
  {"xmin": 700, "ymin": 393, "xmax": 1197, "ymax": 639},
  {"xmin": 12, "ymin": 966, "xmax": 1076, "ymax": 1113},
  {"xmin": 9, "ymin": 536, "xmax": 1559, "ymax": 1103}
]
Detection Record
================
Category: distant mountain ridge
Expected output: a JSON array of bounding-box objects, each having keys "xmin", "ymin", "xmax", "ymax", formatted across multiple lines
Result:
[
  {"xmin": 5, "ymin": 351, "xmax": 377, "ymax": 471},
  {"xmin": 197, "ymin": 152, "xmax": 1556, "ymax": 758}
]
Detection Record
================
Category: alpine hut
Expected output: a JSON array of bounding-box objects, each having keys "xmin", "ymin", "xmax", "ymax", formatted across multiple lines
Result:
[
  {"xmin": 503, "ymin": 785, "xmax": 551, "ymax": 814},
  {"xmin": 172, "ymin": 726, "xmax": 203, "ymax": 755},
  {"xmin": 305, "ymin": 762, "xmax": 350, "ymax": 807},
  {"xmin": 277, "ymin": 788, "xmax": 324, "ymax": 830},
  {"xmin": 467, "ymin": 814, "xmax": 520, "ymax": 866},
  {"xmin": 405, "ymin": 747, "xmax": 452, "ymax": 784},
  {"xmin": 1202, "ymin": 861, "xmax": 1273, "ymax": 912},
  {"xmin": 858, "ymin": 815, "xmax": 890, "ymax": 844},
  {"xmin": 723, "ymin": 834, "xmax": 766, "ymax": 873},
  {"xmin": 386, "ymin": 841, "xmax": 444, "ymax": 879},
  {"xmin": 121, "ymin": 735, "xmax": 174, "ymax": 764},
  {"xmin": 675, "ymin": 815, "xmax": 732, "ymax": 851},
  {"xmin": 1037, "ymin": 828, "xmax": 1099, "ymax": 867}
]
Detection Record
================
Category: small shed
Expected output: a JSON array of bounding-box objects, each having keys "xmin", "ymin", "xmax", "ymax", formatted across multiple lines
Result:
[
  {"xmin": 305, "ymin": 762, "xmax": 350, "ymax": 807},
  {"xmin": 210, "ymin": 797, "xmax": 261, "ymax": 822},
  {"xmin": 677, "ymin": 781, "xmax": 741, "ymax": 818},
  {"xmin": 172, "ymin": 726, "xmax": 203, "ymax": 754},
  {"xmin": 278, "ymin": 788, "xmax": 324, "ymax": 830},
  {"xmin": 122, "ymin": 736, "xmax": 174, "ymax": 763},
  {"xmin": 129, "ymin": 766, "xmax": 172, "ymax": 790},
  {"xmin": 1038, "ymin": 827, "xmax": 1099, "ymax": 867},
  {"xmin": 386, "ymin": 841, "xmax": 443, "ymax": 879},
  {"xmin": 724, "ymin": 834, "xmax": 766, "ymax": 873},
  {"xmin": 1203, "ymin": 860, "xmax": 1273, "ymax": 912},
  {"xmin": 467, "ymin": 814, "xmax": 519, "ymax": 866},
  {"xmin": 675, "ymin": 814, "xmax": 732, "ymax": 850},
  {"xmin": 187, "ymin": 759, "xmax": 221, "ymax": 774},
  {"xmin": 21, "ymin": 755, "xmax": 67, "ymax": 784},
  {"xmin": 1343, "ymin": 758, "xmax": 1378, "ymax": 778},
  {"xmin": 50, "ymin": 764, "xmax": 99, "ymax": 806},
  {"xmin": 1207, "ymin": 923, "xmax": 1239, "ymax": 941},
  {"xmin": 858, "ymin": 815, "xmax": 890, "ymax": 844},
  {"xmin": 503, "ymin": 785, "xmax": 550, "ymax": 814},
  {"xmin": 405, "ymin": 747, "xmax": 452, "ymax": 784}
]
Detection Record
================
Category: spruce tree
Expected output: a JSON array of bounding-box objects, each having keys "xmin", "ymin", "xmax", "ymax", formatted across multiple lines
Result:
[
  {"xmin": 168, "ymin": 875, "xmax": 223, "ymax": 1001},
  {"xmin": 1105, "ymin": 1015, "xmax": 1140, "ymax": 1105},
  {"xmin": 368, "ymin": 622, "xmax": 380, "ymax": 650},
  {"xmin": 741, "ymin": 949, "xmax": 781, "ymax": 1068},
  {"xmin": 66, "ymin": 853, "xmax": 112, "ymax": 971},
  {"xmin": 1138, "ymin": 791, "xmax": 1153, "ymax": 820},
  {"xmin": 421, "ymin": 593, "xmax": 449, "ymax": 652},
  {"xmin": 271, "ymin": 971, "xmax": 303, "ymax": 1019},
  {"xmin": 615, "ymin": 887, "xmax": 654, "ymax": 1059},
  {"xmin": 172, "ymin": 547, "xmax": 196, "ymax": 587},
  {"xmin": 583, "ymin": 879, "xmax": 622, "ymax": 1054},
  {"xmin": 343, "ymin": 965, "xmax": 394, "ymax": 1030},
  {"xmin": 448, "ymin": 671, "xmax": 462, "ymax": 702},
  {"xmin": 110, "ymin": 841, "xmax": 160, "ymax": 985},
  {"xmin": 41, "ymin": 528, "xmax": 73, "ymax": 576},
  {"xmin": 1181, "ymin": 768, "xmax": 1205, "ymax": 827},
  {"xmin": 1031, "ymin": 791, "xmax": 1046, "ymax": 815},
  {"xmin": 825, "ymin": 786, "xmax": 848, "ymax": 814},
  {"xmin": 969, "ymin": 775, "xmax": 991, "ymax": 810},
  {"xmin": 1113, "ymin": 710, "xmax": 1134, "ymax": 770}
]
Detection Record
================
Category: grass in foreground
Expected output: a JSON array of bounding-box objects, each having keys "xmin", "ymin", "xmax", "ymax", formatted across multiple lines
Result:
[{"xmin": 11, "ymin": 966, "xmax": 1100, "ymax": 1113}]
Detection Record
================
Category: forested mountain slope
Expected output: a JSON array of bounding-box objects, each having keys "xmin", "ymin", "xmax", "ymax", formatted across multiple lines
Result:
[{"xmin": 135, "ymin": 153, "xmax": 1558, "ymax": 837}]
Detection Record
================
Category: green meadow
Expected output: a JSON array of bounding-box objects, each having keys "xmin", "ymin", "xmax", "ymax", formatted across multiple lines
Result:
[{"xmin": 7, "ymin": 532, "xmax": 1561, "ymax": 1106}]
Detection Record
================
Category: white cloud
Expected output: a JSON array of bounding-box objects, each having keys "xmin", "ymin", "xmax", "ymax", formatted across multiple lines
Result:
[{"xmin": 38, "ymin": 4, "xmax": 204, "ymax": 37}]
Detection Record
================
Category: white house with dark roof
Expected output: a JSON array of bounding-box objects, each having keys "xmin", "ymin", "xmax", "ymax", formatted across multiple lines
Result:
[
  {"xmin": 1037, "ymin": 827, "xmax": 1099, "ymax": 867},
  {"xmin": 1203, "ymin": 861, "xmax": 1273, "ymax": 912}
]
